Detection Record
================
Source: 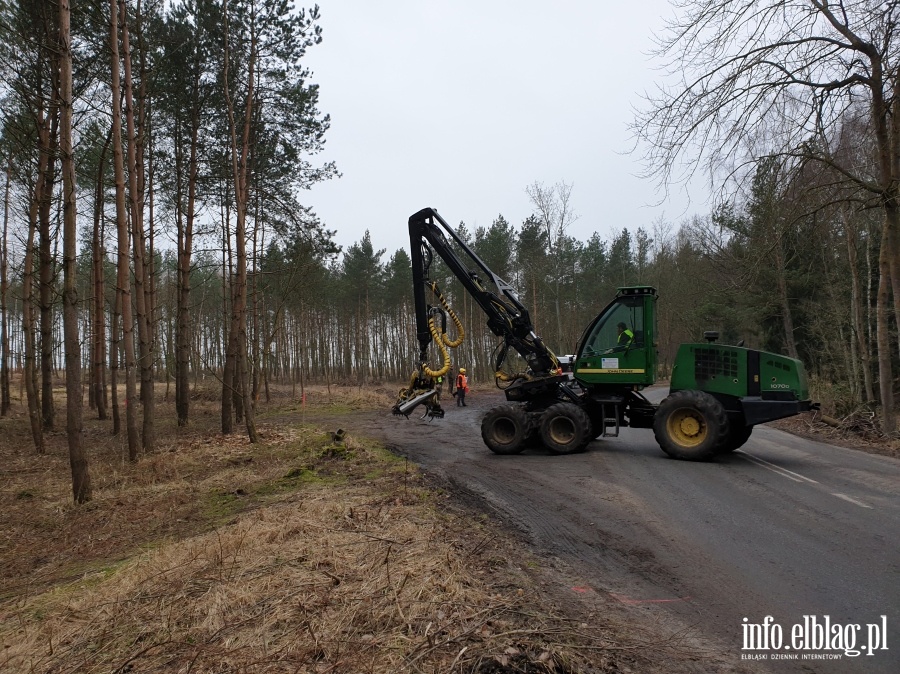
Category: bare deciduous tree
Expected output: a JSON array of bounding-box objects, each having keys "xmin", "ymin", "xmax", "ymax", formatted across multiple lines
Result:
[
  {"xmin": 635, "ymin": 0, "xmax": 900, "ymax": 432},
  {"xmin": 525, "ymin": 180, "xmax": 577, "ymax": 349}
]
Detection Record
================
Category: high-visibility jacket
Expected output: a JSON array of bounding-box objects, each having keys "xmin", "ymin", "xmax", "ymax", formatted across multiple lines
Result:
[
  {"xmin": 456, "ymin": 374, "xmax": 468, "ymax": 391},
  {"xmin": 618, "ymin": 328, "xmax": 634, "ymax": 346}
]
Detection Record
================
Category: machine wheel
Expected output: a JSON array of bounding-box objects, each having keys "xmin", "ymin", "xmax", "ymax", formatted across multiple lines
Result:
[
  {"xmin": 540, "ymin": 403, "xmax": 591, "ymax": 454},
  {"xmin": 481, "ymin": 405, "xmax": 529, "ymax": 454},
  {"xmin": 587, "ymin": 411, "xmax": 605, "ymax": 440},
  {"xmin": 653, "ymin": 390, "xmax": 728, "ymax": 461},
  {"xmin": 717, "ymin": 422, "xmax": 753, "ymax": 453}
]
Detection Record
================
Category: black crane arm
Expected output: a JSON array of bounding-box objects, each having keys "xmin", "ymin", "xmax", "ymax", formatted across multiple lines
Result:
[{"xmin": 408, "ymin": 207, "xmax": 558, "ymax": 377}]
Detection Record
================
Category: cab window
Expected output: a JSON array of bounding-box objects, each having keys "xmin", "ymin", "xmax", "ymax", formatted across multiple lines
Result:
[{"xmin": 580, "ymin": 298, "xmax": 644, "ymax": 356}]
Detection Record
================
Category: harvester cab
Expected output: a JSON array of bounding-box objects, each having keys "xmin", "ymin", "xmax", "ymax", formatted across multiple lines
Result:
[{"xmin": 574, "ymin": 286, "xmax": 657, "ymax": 390}]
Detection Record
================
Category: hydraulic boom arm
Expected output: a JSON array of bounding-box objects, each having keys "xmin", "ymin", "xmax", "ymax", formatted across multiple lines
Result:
[
  {"xmin": 392, "ymin": 208, "xmax": 563, "ymax": 419},
  {"xmin": 408, "ymin": 207, "xmax": 558, "ymax": 377}
]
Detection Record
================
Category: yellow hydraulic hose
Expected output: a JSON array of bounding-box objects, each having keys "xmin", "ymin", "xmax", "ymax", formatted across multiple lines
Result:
[
  {"xmin": 418, "ymin": 281, "xmax": 465, "ymax": 378},
  {"xmin": 422, "ymin": 317, "xmax": 451, "ymax": 378},
  {"xmin": 428, "ymin": 281, "xmax": 465, "ymax": 347}
]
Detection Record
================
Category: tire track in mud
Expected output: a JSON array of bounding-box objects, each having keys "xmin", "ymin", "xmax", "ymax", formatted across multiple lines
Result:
[
  {"xmin": 369, "ymin": 394, "xmax": 684, "ymax": 583},
  {"xmin": 351, "ymin": 393, "xmax": 704, "ymax": 596}
]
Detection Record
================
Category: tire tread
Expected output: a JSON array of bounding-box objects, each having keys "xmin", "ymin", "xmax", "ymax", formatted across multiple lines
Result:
[
  {"xmin": 653, "ymin": 390, "xmax": 728, "ymax": 461},
  {"xmin": 481, "ymin": 404, "xmax": 529, "ymax": 454},
  {"xmin": 539, "ymin": 402, "xmax": 591, "ymax": 455}
]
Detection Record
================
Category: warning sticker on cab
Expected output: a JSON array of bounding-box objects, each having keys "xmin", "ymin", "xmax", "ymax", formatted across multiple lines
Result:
[{"xmin": 601, "ymin": 357, "xmax": 619, "ymax": 369}]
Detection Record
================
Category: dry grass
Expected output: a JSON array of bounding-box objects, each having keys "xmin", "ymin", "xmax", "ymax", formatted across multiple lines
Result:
[
  {"xmin": 0, "ymin": 384, "xmax": 657, "ymax": 673},
  {"xmin": 772, "ymin": 411, "xmax": 900, "ymax": 459},
  {"xmin": 3, "ymin": 486, "xmax": 541, "ymax": 672}
]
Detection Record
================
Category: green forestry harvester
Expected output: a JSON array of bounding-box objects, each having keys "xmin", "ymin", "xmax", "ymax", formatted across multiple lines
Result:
[{"xmin": 392, "ymin": 207, "xmax": 816, "ymax": 460}]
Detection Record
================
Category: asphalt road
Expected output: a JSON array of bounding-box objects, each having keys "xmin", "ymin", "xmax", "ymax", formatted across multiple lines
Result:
[{"xmin": 365, "ymin": 386, "xmax": 899, "ymax": 673}]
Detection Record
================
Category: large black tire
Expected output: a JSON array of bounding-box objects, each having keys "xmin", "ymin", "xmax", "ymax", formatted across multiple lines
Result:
[
  {"xmin": 717, "ymin": 422, "xmax": 753, "ymax": 454},
  {"xmin": 653, "ymin": 390, "xmax": 728, "ymax": 461},
  {"xmin": 587, "ymin": 410, "xmax": 605, "ymax": 440},
  {"xmin": 539, "ymin": 403, "xmax": 591, "ymax": 455},
  {"xmin": 481, "ymin": 405, "xmax": 529, "ymax": 454}
]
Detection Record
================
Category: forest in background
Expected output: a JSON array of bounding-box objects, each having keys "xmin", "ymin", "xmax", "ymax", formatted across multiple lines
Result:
[{"xmin": 0, "ymin": 0, "xmax": 897, "ymax": 502}]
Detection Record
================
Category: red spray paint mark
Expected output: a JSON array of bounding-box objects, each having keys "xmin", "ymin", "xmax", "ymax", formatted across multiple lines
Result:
[{"xmin": 610, "ymin": 592, "xmax": 692, "ymax": 605}]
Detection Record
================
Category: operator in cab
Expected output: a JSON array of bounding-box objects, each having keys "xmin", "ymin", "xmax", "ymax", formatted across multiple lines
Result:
[{"xmin": 616, "ymin": 322, "xmax": 634, "ymax": 348}]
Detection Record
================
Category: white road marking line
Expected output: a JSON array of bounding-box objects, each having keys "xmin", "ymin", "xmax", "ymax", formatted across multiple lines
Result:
[
  {"xmin": 737, "ymin": 451, "xmax": 875, "ymax": 510},
  {"xmin": 832, "ymin": 493, "xmax": 873, "ymax": 509},
  {"xmin": 735, "ymin": 450, "xmax": 820, "ymax": 484}
]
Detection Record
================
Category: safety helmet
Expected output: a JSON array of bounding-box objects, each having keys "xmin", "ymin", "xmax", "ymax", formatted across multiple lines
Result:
[{"xmin": 459, "ymin": 368, "xmax": 466, "ymax": 374}]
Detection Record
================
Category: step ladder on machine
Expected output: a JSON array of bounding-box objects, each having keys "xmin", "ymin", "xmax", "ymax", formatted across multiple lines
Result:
[{"xmin": 601, "ymin": 403, "xmax": 620, "ymax": 438}]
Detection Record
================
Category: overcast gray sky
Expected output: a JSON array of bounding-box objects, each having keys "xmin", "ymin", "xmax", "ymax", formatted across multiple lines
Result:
[{"xmin": 303, "ymin": 0, "xmax": 700, "ymax": 257}]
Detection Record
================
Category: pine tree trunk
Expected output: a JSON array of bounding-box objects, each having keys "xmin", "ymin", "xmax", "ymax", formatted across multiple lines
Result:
[
  {"xmin": 221, "ymin": 0, "xmax": 257, "ymax": 442},
  {"xmin": 0, "ymin": 153, "xmax": 10, "ymax": 416},
  {"xmin": 175, "ymin": 106, "xmax": 199, "ymax": 427},
  {"xmin": 139, "ymin": 2, "xmax": 158, "ymax": 415},
  {"xmin": 231, "ymin": 329, "xmax": 243, "ymax": 425},
  {"xmin": 59, "ymin": 0, "xmax": 91, "ymax": 502},
  {"xmin": 221, "ymin": 216, "xmax": 234, "ymax": 434},
  {"xmin": 23, "ymin": 209, "xmax": 43, "ymax": 453},
  {"xmin": 39, "ymin": 108, "xmax": 58, "ymax": 431},
  {"xmin": 92, "ymin": 134, "xmax": 111, "ymax": 420},
  {"xmin": 120, "ymin": 0, "xmax": 154, "ymax": 453},
  {"xmin": 110, "ymin": 289, "xmax": 121, "ymax": 436},
  {"xmin": 110, "ymin": 0, "xmax": 140, "ymax": 460}
]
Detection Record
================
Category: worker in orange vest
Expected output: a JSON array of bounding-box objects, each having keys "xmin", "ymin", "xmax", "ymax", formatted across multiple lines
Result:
[{"xmin": 455, "ymin": 368, "xmax": 469, "ymax": 407}]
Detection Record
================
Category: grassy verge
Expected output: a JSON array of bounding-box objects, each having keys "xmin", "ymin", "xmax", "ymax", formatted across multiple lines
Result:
[{"xmin": 0, "ymin": 385, "xmax": 664, "ymax": 673}]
